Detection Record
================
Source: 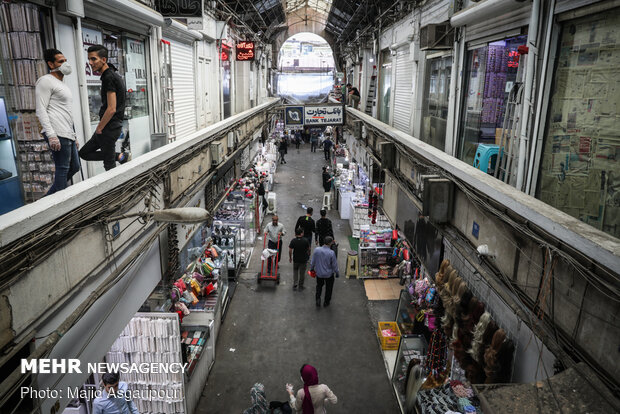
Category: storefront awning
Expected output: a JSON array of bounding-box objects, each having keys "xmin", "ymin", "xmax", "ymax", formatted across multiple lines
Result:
[{"xmin": 86, "ymin": 0, "xmax": 165, "ymax": 27}]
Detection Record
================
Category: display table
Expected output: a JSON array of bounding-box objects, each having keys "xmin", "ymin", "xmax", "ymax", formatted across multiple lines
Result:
[{"xmin": 337, "ymin": 189, "xmax": 355, "ymax": 219}]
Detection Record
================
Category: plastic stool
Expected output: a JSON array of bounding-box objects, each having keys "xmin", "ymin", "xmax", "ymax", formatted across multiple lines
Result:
[
  {"xmin": 322, "ymin": 192, "xmax": 332, "ymax": 210},
  {"xmin": 345, "ymin": 250, "xmax": 358, "ymax": 279}
]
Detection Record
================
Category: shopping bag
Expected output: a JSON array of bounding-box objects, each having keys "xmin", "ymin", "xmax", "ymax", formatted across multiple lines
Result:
[{"xmin": 308, "ymin": 270, "xmax": 317, "ymax": 278}]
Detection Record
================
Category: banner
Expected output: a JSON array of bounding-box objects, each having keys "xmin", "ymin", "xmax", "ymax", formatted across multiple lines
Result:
[{"xmin": 304, "ymin": 105, "xmax": 344, "ymax": 125}]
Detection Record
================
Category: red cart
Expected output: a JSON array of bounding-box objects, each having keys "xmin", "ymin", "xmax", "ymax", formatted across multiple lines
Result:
[{"xmin": 257, "ymin": 233, "xmax": 280, "ymax": 284}]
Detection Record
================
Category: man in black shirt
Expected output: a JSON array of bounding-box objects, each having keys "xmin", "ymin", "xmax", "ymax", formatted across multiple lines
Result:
[
  {"xmin": 289, "ymin": 227, "xmax": 311, "ymax": 290},
  {"xmin": 315, "ymin": 209, "xmax": 334, "ymax": 246},
  {"xmin": 322, "ymin": 166, "xmax": 333, "ymax": 193},
  {"xmin": 79, "ymin": 44, "xmax": 127, "ymax": 171},
  {"xmin": 322, "ymin": 136, "xmax": 333, "ymax": 161},
  {"xmin": 257, "ymin": 176, "xmax": 267, "ymax": 212},
  {"xmin": 346, "ymin": 83, "xmax": 360, "ymax": 110},
  {"xmin": 295, "ymin": 207, "xmax": 316, "ymax": 246}
]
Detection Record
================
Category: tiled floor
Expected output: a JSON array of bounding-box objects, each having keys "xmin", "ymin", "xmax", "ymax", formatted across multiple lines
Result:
[{"xmin": 364, "ymin": 278, "xmax": 404, "ymax": 300}]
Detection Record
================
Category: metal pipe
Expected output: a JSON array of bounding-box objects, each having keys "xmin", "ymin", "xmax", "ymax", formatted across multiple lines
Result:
[
  {"xmin": 73, "ymin": 17, "xmax": 92, "ymax": 178},
  {"xmin": 516, "ymin": 0, "xmax": 540, "ymax": 190},
  {"xmin": 526, "ymin": 0, "xmax": 555, "ymax": 195}
]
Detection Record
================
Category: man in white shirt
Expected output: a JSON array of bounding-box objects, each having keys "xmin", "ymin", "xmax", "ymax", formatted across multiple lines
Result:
[
  {"xmin": 264, "ymin": 215, "xmax": 286, "ymax": 274},
  {"xmin": 35, "ymin": 48, "xmax": 81, "ymax": 195}
]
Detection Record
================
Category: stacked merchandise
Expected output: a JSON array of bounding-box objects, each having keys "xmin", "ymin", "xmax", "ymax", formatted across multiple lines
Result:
[
  {"xmin": 180, "ymin": 327, "xmax": 209, "ymax": 376},
  {"xmin": 416, "ymin": 381, "xmax": 480, "ymax": 414},
  {"xmin": 0, "ymin": 2, "xmax": 54, "ymax": 201},
  {"xmin": 170, "ymin": 243, "xmax": 225, "ymax": 315},
  {"xmin": 359, "ymin": 230, "xmax": 411, "ymax": 279},
  {"xmin": 107, "ymin": 314, "xmax": 185, "ymax": 414}
]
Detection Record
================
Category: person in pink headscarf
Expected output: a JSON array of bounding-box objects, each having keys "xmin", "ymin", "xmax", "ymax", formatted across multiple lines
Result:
[{"xmin": 286, "ymin": 364, "xmax": 337, "ymax": 413}]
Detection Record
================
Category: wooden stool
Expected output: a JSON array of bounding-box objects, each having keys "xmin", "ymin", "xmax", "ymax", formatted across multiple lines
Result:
[
  {"xmin": 322, "ymin": 192, "xmax": 332, "ymax": 210},
  {"xmin": 345, "ymin": 250, "xmax": 358, "ymax": 279}
]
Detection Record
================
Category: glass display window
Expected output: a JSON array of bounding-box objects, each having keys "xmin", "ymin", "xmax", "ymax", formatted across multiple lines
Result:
[
  {"xmin": 379, "ymin": 50, "xmax": 392, "ymax": 125},
  {"xmin": 537, "ymin": 9, "xmax": 620, "ymax": 239},
  {"xmin": 458, "ymin": 35, "xmax": 528, "ymax": 166},
  {"xmin": 422, "ymin": 55, "xmax": 452, "ymax": 151}
]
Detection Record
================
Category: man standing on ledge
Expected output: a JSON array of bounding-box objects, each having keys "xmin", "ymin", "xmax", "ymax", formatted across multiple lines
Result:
[
  {"xmin": 79, "ymin": 44, "xmax": 128, "ymax": 170},
  {"xmin": 310, "ymin": 236, "xmax": 339, "ymax": 307}
]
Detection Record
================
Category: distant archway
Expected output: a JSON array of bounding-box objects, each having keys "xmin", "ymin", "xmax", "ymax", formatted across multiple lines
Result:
[{"xmin": 277, "ymin": 32, "xmax": 336, "ymax": 103}]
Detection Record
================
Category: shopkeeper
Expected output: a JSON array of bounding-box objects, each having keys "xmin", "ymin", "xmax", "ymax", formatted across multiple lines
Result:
[{"xmin": 264, "ymin": 215, "xmax": 286, "ymax": 273}]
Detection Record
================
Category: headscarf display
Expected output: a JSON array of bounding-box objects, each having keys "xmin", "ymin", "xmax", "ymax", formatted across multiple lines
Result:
[
  {"xmin": 301, "ymin": 364, "xmax": 319, "ymax": 414},
  {"xmin": 243, "ymin": 383, "xmax": 269, "ymax": 414}
]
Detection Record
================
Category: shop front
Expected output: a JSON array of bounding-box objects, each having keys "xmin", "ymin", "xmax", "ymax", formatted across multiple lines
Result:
[{"xmin": 421, "ymin": 53, "xmax": 453, "ymax": 151}]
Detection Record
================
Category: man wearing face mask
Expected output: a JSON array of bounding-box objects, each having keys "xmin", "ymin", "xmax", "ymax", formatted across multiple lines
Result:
[
  {"xmin": 79, "ymin": 44, "xmax": 128, "ymax": 171},
  {"xmin": 35, "ymin": 49, "xmax": 81, "ymax": 194}
]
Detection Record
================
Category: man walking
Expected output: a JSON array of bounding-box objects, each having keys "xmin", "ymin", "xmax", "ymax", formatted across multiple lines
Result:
[
  {"xmin": 278, "ymin": 136, "xmax": 288, "ymax": 164},
  {"xmin": 289, "ymin": 228, "xmax": 310, "ymax": 290},
  {"xmin": 35, "ymin": 48, "xmax": 81, "ymax": 195},
  {"xmin": 322, "ymin": 136, "xmax": 333, "ymax": 161},
  {"xmin": 315, "ymin": 209, "xmax": 334, "ymax": 246},
  {"xmin": 310, "ymin": 131, "xmax": 318, "ymax": 152},
  {"xmin": 295, "ymin": 207, "xmax": 316, "ymax": 247},
  {"xmin": 79, "ymin": 44, "xmax": 127, "ymax": 171},
  {"xmin": 257, "ymin": 176, "xmax": 267, "ymax": 213},
  {"xmin": 264, "ymin": 215, "xmax": 286, "ymax": 274},
  {"xmin": 310, "ymin": 236, "xmax": 339, "ymax": 307}
]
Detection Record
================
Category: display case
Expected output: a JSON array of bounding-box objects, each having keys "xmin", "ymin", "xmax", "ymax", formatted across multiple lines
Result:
[
  {"xmin": 212, "ymin": 224, "xmax": 240, "ymax": 277},
  {"xmin": 395, "ymin": 289, "xmax": 417, "ymax": 337},
  {"xmin": 391, "ymin": 335, "xmax": 429, "ymax": 409},
  {"xmin": 180, "ymin": 325, "xmax": 211, "ymax": 378}
]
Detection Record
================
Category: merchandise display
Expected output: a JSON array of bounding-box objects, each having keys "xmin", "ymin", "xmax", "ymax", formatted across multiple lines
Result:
[
  {"xmin": 359, "ymin": 230, "xmax": 411, "ymax": 279},
  {"xmin": 391, "ymin": 335, "xmax": 428, "ymax": 406},
  {"xmin": 181, "ymin": 326, "xmax": 210, "ymax": 376},
  {"xmin": 106, "ymin": 313, "xmax": 185, "ymax": 414}
]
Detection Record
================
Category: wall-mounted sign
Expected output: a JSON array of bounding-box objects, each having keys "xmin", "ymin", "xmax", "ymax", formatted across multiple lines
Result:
[
  {"xmin": 221, "ymin": 44, "xmax": 230, "ymax": 61},
  {"xmin": 236, "ymin": 41, "xmax": 255, "ymax": 61},
  {"xmin": 285, "ymin": 106, "xmax": 304, "ymax": 129},
  {"xmin": 304, "ymin": 105, "xmax": 344, "ymax": 125},
  {"xmin": 187, "ymin": 17, "xmax": 204, "ymax": 30},
  {"xmin": 155, "ymin": 0, "xmax": 203, "ymax": 17}
]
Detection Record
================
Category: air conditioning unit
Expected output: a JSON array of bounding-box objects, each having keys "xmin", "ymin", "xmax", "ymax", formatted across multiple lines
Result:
[
  {"xmin": 211, "ymin": 142, "xmax": 225, "ymax": 165},
  {"xmin": 57, "ymin": 0, "xmax": 84, "ymax": 18},
  {"xmin": 419, "ymin": 23, "xmax": 453, "ymax": 50},
  {"xmin": 422, "ymin": 178, "xmax": 454, "ymax": 223},
  {"xmin": 379, "ymin": 142, "xmax": 396, "ymax": 170},
  {"xmin": 227, "ymin": 131, "xmax": 235, "ymax": 149}
]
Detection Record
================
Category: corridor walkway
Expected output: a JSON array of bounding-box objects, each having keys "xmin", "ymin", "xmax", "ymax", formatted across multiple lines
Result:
[{"xmin": 197, "ymin": 141, "xmax": 400, "ymax": 413}]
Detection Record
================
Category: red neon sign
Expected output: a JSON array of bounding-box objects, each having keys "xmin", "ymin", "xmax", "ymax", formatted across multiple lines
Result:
[
  {"xmin": 507, "ymin": 50, "xmax": 520, "ymax": 68},
  {"xmin": 221, "ymin": 44, "xmax": 230, "ymax": 61},
  {"xmin": 236, "ymin": 41, "xmax": 255, "ymax": 61}
]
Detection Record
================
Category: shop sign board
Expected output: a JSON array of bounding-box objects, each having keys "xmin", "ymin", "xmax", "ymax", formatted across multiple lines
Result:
[
  {"xmin": 285, "ymin": 106, "xmax": 304, "ymax": 129},
  {"xmin": 187, "ymin": 17, "xmax": 204, "ymax": 30},
  {"xmin": 154, "ymin": 0, "xmax": 203, "ymax": 17},
  {"xmin": 236, "ymin": 41, "xmax": 255, "ymax": 61},
  {"xmin": 304, "ymin": 105, "xmax": 344, "ymax": 125}
]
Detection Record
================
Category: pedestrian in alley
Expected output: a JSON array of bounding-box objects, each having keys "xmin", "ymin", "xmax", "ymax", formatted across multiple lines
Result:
[
  {"xmin": 322, "ymin": 167, "xmax": 334, "ymax": 193},
  {"xmin": 294, "ymin": 130, "xmax": 302, "ymax": 149},
  {"xmin": 79, "ymin": 44, "xmax": 128, "ymax": 171},
  {"xmin": 243, "ymin": 383, "xmax": 269, "ymax": 414},
  {"xmin": 286, "ymin": 364, "xmax": 337, "ymax": 413},
  {"xmin": 92, "ymin": 372, "xmax": 140, "ymax": 414},
  {"xmin": 315, "ymin": 209, "xmax": 334, "ymax": 246},
  {"xmin": 35, "ymin": 48, "xmax": 81, "ymax": 195},
  {"xmin": 279, "ymin": 137, "xmax": 288, "ymax": 164},
  {"xmin": 295, "ymin": 207, "xmax": 316, "ymax": 246},
  {"xmin": 310, "ymin": 236, "xmax": 339, "ymax": 307},
  {"xmin": 264, "ymin": 215, "xmax": 286, "ymax": 274},
  {"xmin": 289, "ymin": 227, "xmax": 311, "ymax": 290},
  {"xmin": 321, "ymin": 135, "xmax": 333, "ymax": 161},
  {"xmin": 310, "ymin": 132, "xmax": 318, "ymax": 152},
  {"xmin": 257, "ymin": 176, "xmax": 267, "ymax": 213}
]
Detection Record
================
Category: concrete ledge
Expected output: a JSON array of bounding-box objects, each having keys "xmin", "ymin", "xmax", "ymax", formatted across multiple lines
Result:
[
  {"xmin": 0, "ymin": 99, "xmax": 279, "ymax": 247},
  {"xmin": 347, "ymin": 107, "xmax": 620, "ymax": 273}
]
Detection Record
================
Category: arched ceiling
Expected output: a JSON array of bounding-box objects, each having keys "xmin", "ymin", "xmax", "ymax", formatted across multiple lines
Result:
[{"xmin": 214, "ymin": 0, "xmax": 401, "ymax": 63}]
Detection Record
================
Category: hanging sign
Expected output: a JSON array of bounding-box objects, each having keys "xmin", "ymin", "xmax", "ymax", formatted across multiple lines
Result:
[
  {"xmin": 236, "ymin": 41, "xmax": 255, "ymax": 61},
  {"xmin": 285, "ymin": 106, "xmax": 304, "ymax": 129},
  {"xmin": 155, "ymin": 0, "xmax": 203, "ymax": 17},
  {"xmin": 304, "ymin": 105, "xmax": 344, "ymax": 125}
]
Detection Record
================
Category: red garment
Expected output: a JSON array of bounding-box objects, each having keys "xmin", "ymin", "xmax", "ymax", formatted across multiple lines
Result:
[{"xmin": 301, "ymin": 364, "xmax": 319, "ymax": 414}]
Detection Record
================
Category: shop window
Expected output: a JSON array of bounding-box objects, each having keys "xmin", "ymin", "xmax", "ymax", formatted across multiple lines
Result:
[
  {"xmin": 458, "ymin": 35, "xmax": 528, "ymax": 166},
  {"xmin": 379, "ymin": 50, "xmax": 392, "ymax": 125},
  {"xmin": 537, "ymin": 10, "xmax": 620, "ymax": 238},
  {"xmin": 422, "ymin": 55, "xmax": 452, "ymax": 151}
]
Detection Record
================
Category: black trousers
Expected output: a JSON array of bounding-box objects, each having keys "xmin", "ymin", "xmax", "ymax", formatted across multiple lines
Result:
[
  {"xmin": 79, "ymin": 124, "xmax": 122, "ymax": 171},
  {"xmin": 316, "ymin": 275, "xmax": 335, "ymax": 304}
]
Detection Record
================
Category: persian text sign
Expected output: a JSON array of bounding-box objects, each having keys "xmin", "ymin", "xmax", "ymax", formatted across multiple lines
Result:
[
  {"xmin": 236, "ymin": 41, "xmax": 255, "ymax": 61},
  {"xmin": 155, "ymin": 0, "xmax": 203, "ymax": 17},
  {"xmin": 304, "ymin": 105, "xmax": 344, "ymax": 125}
]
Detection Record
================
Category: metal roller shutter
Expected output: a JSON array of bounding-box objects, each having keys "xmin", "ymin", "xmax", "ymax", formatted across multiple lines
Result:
[
  {"xmin": 393, "ymin": 47, "xmax": 414, "ymax": 134},
  {"xmin": 165, "ymin": 38, "xmax": 197, "ymax": 139},
  {"xmin": 464, "ymin": 3, "xmax": 531, "ymax": 42}
]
